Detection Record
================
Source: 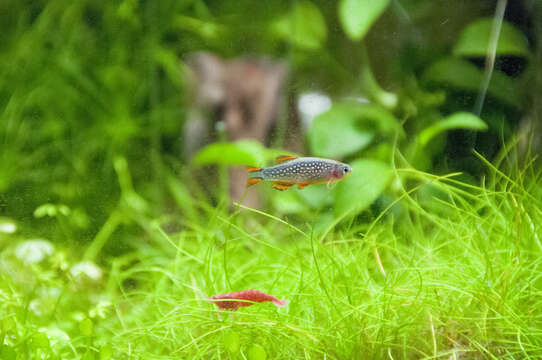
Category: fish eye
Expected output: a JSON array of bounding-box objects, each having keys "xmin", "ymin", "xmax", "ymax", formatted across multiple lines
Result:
[{"xmin": 343, "ymin": 166, "xmax": 349, "ymax": 174}]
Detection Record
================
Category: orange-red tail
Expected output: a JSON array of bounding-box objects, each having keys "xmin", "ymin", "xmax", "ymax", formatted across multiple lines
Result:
[{"xmin": 247, "ymin": 166, "xmax": 263, "ymax": 187}]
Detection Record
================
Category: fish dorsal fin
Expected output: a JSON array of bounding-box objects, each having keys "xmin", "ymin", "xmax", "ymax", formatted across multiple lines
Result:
[
  {"xmin": 276, "ymin": 155, "xmax": 297, "ymax": 164},
  {"xmin": 247, "ymin": 166, "xmax": 262, "ymax": 173}
]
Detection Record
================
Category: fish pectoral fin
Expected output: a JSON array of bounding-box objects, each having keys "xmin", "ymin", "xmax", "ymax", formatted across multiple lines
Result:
[
  {"xmin": 272, "ymin": 182, "xmax": 293, "ymax": 191},
  {"xmin": 275, "ymin": 155, "xmax": 297, "ymax": 164},
  {"xmin": 297, "ymin": 183, "xmax": 309, "ymax": 189},
  {"xmin": 247, "ymin": 178, "xmax": 262, "ymax": 187},
  {"xmin": 327, "ymin": 180, "xmax": 337, "ymax": 189}
]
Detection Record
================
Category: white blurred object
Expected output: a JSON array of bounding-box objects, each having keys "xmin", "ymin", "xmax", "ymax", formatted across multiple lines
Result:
[
  {"xmin": 15, "ymin": 239, "xmax": 54, "ymax": 263},
  {"xmin": 0, "ymin": 218, "xmax": 16, "ymax": 234},
  {"xmin": 297, "ymin": 92, "xmax": 332, "ymax": 131},
  {"xmin": 70, "ymin": 261, "xmax": 102, "ymax": 281}
]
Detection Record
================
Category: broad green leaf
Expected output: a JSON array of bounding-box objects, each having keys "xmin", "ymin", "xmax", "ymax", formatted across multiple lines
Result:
[
  {"xmin": 99, "ymin": 344, "xmax": 113, "ymax": 360},
  {"xmin": 79, "ymin": 318, "xmax": 94, "ymax": 337},
  {"xmin": 192, "ymin": 140, "xmax": 267, "ymax": 167},
  {"xmin": 2, "ymin": 317, "xmax": 16, "ymax": 331},
  {"xmin": 31, "ymin": 332, "xmax": 50, "ymax": 349},
  {"xmin": 223, "ymin": 330, "xmax": 240, "ymax": 353},
  {"xmin": 423, "ymin": 57, "xmax": 521, "ymax": 108},
  {"xmin": 454, "ymin": 18, "xmax": 529, "ymax": 57},
  {"xmin": 297, "ymin": 185, "xmax": 333, "ymax": 209},
  {"xmin": 82, "ymin": 351, "xmax": 95, "ymax": 360},
  {"xmin": 339, "ymin": 0, "xmax": 391, "ymax": 41},
  {"xmin": 272, "ymin": 191, "xmax": 309, "ymax": 215},
  {"xmin": 334, "ymin": 159, "xmax": 392, "ymax": 217},
  {"xmin": 247, "ymin": 344, "xmax": 267, "ymax": 360},
  {"xmin": 272, "ymin": 1, "xmax": 327, "ymax": 50},
  {"xmin": 0, "ymin": 345, "xmax": 16, "ymax": 360},
  {"xmin": 418, "ymin": 112, "xmax": 487, "ymax": 146},
  {"xmin": 309, "ymin": 102, "xmax": 399, "ymax": 158}
]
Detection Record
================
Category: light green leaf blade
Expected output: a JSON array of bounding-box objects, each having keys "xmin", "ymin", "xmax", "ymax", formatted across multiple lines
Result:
[
  {"xmin": 192, "ymin": 140, "xmax": 266, "ymax": 167},
  {"xmin": 192, "ymin": 140, "xmax": 293, "ymax": 167},
  {"xmin": 338, "ymin": 0, "xmax": 391, "ymax": 41},
  {"xmin": 334, "ymin": 159, "xmax": 392, "ymax": 217},
  {"xmin": 454, "ymin": 18, "xmax": 529, "ymax": 57},
  {"xmin": 272, "ymin": 1, "xmax": 327, "ymax": 50},
  {"xmin": 418, "ymin": 112, "xmax": 488, "ymax": 147},
  {"xmin": 309, "ymin": 102, "xmax": 399, "ymax": 158}
]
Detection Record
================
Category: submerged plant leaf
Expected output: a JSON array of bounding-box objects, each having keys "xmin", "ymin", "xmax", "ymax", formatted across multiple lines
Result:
[
  {"xmin": 193, "ymin": 140, "xmax": 271, "ymax": 167},
  {"xmin": 224, "ymin": 331, "xmax": 240, "ymax": 353},
  {"xmin": 272, "ymin": 1, "xmax": 327, "ymax": 50},
  {"xmin": 79, "ymin": 318, "xmax": 94, "ymax": 337},
  {"xmin": 418, "ymin": 112, "xmax": 488, "ymax": 147},
  {"xmin": 309, "ymin": 102, "xmax": 399, "ymax": 158},
  {"xmin": 423, "ymin": 57, "xmax": 521, "ymax": 108},
  {"xmin": 247, "ymin": 344, "xmax": 267, "ymax": 360},
  {"xmin": 338, "ymin": 0, "xmax": 391, "ymax": 41},
  {"xmin": 454, "ymin": 18, "xmax": 529, "ymax": 57},
  {"xmin": 0, "ymin": 345, "xmax": 16, "ymax": 360},
  {"xmin": 334, "ymin": 159, "xmax": 392, "ymax": 217}
]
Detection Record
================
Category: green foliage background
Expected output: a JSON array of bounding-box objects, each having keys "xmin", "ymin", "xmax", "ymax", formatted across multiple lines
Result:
[{"xmin": 1, "ymin": 0, "xmax": 541, "ymax": 359}]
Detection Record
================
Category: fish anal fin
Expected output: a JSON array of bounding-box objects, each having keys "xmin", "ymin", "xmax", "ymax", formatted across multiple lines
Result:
[
  {"xmin": 247, "ymin": 178, "xmax": 262, "ymax": 187},
  {"xmin": 247, "ymin": 166, "xmax": 262, "ymax": 173},
  {"xmin": 272, "ymin": 182, "xmax": 293, "ymax": 191},
  {"xmin": 275, "ymin": 155, "xmax": 297, "ymax": 164},
  {"xmin": 297, "ymin": 183, "xmax": 309, "ymax": 190}
]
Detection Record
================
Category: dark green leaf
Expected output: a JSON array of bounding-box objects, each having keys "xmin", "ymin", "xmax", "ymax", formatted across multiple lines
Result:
[
  {"xmin": 338, "ymin": 0, "xmax": 391, "ymax": 41},
  {"xmin": 309, "ymin": 102, "xmax": 399, "ymax": 158},
  {"xmin": 454, "ymin": 18, "xmax": 529, "ymax": 57},
  {"xmin": 334, "ymin": 159, "xmax": 392, "ymax": 217},
  {"xmin": 272, "ymin": 1, "xmax": 327, "ymax": 50},
  {"xmin": 418, "ymin": 112, "xmax": 487, "ymax": 146},
  {"xmin": 423, "ymin": 57, "xmax": 521, "ymax": 108}
]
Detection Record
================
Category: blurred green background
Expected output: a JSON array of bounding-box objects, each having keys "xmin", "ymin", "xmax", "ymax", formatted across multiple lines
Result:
[
  {"xmin": 2, "ymin": 1, "xmax": 542, "ymax": 359},
  {"xmin": 0, "ymin": 0, "xmax": 540, "ymax": 251}
]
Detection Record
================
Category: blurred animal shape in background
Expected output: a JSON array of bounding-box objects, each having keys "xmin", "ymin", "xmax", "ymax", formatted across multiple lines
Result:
[
  {"xmin": 184, "ymin": 52, "xmax": 296, "ymax": 207},
  {"xmin": 206, "ymin": 289, "xmax": 289, "ymax": 311},
  {"xmin": 247, "ymin": 155, "xmax": 352, "ymax": 191}
]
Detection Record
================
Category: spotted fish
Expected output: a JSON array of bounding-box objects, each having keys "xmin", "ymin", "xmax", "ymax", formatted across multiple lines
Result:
[{"xmin": 247, "ymin": 155, "xmax": 352, "ymax": 191}]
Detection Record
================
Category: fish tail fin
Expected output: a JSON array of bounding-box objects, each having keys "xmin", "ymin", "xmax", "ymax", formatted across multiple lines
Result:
[
  {"xmin": 272, "ymin": 299, "xmax": 289, "ymax": 307},
  {"xmin": 247, "ymin": 166, "xmax": 263, "ymax": 187}
]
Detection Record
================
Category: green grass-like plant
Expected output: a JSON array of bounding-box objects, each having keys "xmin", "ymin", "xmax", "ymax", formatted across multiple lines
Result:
[{"xmin": 1, "ymin": 150, "xmax": 541, "ymax": 359}]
